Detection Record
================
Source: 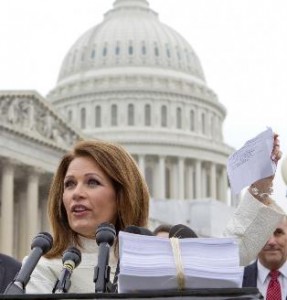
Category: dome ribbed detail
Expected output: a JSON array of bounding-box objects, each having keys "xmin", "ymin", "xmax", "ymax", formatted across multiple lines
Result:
[{"xmin": 57, "ymin": 0, "xmax": 205, "ymax": 84}]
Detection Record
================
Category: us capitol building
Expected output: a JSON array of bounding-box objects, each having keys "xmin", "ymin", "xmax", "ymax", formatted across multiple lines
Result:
[{"xmin": 0, "ymin": 0, "xmax": 235, "ymax": 259}]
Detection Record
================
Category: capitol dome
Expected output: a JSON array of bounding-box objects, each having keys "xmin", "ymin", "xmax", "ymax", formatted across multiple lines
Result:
[
  {"xmin": 56, "ymin": 0, "xmax": 205, "ymax": 85},
  {"xmin": 47, "ymin": 0, "xmax": 233, "ymax": 204}
]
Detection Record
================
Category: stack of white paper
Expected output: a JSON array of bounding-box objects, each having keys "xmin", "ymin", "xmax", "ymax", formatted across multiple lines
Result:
[{"xmin": 118, "ymin": 232, "xmax": 244, "ymax": 293}]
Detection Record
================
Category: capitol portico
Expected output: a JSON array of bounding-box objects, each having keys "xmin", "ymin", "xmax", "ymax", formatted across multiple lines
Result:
[
  {"xmin": 0, "ymin": 0, "xmax": 235, "ymax": 258},
  {"xmin": 0, "ymin": 91, "xmax": 82, "ymax": 258}
]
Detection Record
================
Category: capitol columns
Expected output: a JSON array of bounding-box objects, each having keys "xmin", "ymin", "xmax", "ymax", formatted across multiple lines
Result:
[
  {"xmin": 18, "ymin": 190, "xmax": 28, "ymax": 259},
  {"xmin": 210, "ymin": 162, "xmax": 217, "ymax": 199},
  {"xmin": 221, "ymin": 167, "xmax": 228, "ymax": 203},
  {"xmin": 195, "ymin": 160, "xmax": 202, "ymax": 199},
  {"xmin": 178, "ymin": 157, "xmax": 185, "ymax": 200},
  {"xmin": 186, "ymin": 163, "xmax": 194, "ymax": 199},
  {"xmin": 26, "ymin": 167, "xmax": 41, "ymax": 252},
  {"xmin": 158, "ymin": 155, "xmax": 166, "ymax": 199},
  {"xmin": 138, "ymin": 154, "xmax": 145, "ymax": 176},
  {"xmin": 0, "ymin": 160, "xmax": 15, "ymax": 255}
]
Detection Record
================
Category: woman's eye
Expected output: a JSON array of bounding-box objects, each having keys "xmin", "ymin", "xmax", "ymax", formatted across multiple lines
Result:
[
  {"xmin": 88, "ymin": 178, "xmax": 100, "ymax": 187},
  {"xmin": 64, "ymin": 180, "xmax": 75, "ymax": 189}
]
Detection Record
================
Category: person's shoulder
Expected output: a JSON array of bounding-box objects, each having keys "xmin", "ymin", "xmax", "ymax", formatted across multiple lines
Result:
[
  {"xmin": 22, "ymin": 255, "xmax": 62, "ymax": 276},
  {"xmin": 23, "ymin": 255, "xmax": 62, "ymax": 267},
  {"xmin": 25, "ymin": 256, "xmax": 62, "ymax": 283},
  {"xmin": 25, "ymin": 256, "xmax": 62, "ymax": 293},
  {"xmin": 0, "ymin": 253, "xmax": 21, "ymax": 268},
  {"xmin": 244, "ymin": 260, "xmax": 257, "ymax": 270}
]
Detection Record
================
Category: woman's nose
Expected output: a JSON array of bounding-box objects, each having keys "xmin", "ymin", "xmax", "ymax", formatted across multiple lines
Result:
[{"xmin": 72, "ymin": 183, "xmax": 85, "ymax": 200}]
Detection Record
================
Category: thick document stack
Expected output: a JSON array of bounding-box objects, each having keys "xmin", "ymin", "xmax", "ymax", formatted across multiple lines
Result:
[{"xmin": 118, "ymin": 232, "xmax": 244, "ymax": 293}]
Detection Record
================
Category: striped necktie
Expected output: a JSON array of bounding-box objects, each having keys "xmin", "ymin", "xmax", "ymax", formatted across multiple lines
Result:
[{"xmin": 266, "ymin": 270, "xmax": 281, "ymax": 300}]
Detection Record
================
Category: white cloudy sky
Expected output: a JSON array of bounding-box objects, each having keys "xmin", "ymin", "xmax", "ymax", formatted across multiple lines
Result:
[{"xmin": 1, "ymin": 0, "xmax": 287, "ymax": 209}]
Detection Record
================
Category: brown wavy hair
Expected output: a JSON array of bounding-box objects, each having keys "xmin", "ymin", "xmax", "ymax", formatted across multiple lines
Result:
[{"xmin": 45, "ymin": 139, "xmax": 150, "ymax": 258}]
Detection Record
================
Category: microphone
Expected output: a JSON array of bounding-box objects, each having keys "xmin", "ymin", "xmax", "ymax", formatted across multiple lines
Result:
[
  {"xmin": 4, "ymin": 232, "xmax": 53, "ymax": 295},
  {"xmin": 94, "ymin": 222, "xmax": 116, "ymax": 293},
  {"xmin": 124, "ymin": 225, "xmax": 154, "ymax": 236},
  {"xmin": 52, "ymin": 246, "xmax": 82, "ymax": 293},
  {"xmin": 169, "ymin": 224, "xmax": 198, "ymax": 239}
]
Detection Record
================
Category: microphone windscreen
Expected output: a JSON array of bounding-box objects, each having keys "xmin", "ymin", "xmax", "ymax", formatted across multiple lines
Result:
[
  {"xmin": 95, "ymin": 223, "xmax": 116, "ymax": 246},
  {"xmin": 62, "ymin": 247, "xmax": 82, "ymax": 268},
  {"xmin": 124, "ymin": 225, "xmax": 154, "ymax": 236},
  {"xmin": 169, "ymin": 224, "xmax": 198, "ymax": 239},
  {"xmin": 31, "ymin": 232, "xmax": 53, "ymax": 254}
]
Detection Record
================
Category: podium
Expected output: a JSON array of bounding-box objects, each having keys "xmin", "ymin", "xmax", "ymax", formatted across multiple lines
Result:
[{"xmin": 0, "ymin": 288, "xmax": 263, "ymax": 299}]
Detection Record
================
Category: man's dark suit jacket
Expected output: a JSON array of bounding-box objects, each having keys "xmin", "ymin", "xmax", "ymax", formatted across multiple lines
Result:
[
  {"xmin": 0, "ymin": 253, "xmax": 21, "ymax": 293},
  {"xmin": 243, "ymin": 261, "xmax": 258, "ymax": 287},
  {"xmin": 243, "ymin": 260, "xmax": 287, "ymax": 300}
]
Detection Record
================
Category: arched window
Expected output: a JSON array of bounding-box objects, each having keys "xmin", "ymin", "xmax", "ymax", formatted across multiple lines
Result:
[
  {"xmin": 177, "ymin": 48, "xmax": 181, "ymax": 60},
  {"xmin": 154, "ymin": 44, "xmax": 159, "ymax": 57},
  {"xmin": 190, "ymin": 110, "xmax": 195, "ymax": 131},
  {"xmin": 145, "ymin": 104, "xmax": 151, "ymax": 126},
  {"xmin": 210, "ymin": 115, "xmax": 214, "ymax": 137},
  {"xmin": 201, "ymin": 112, "xmax": 206, "ymax": 134},
  {"xmin": 142, "ymin": 43, "xmax": 146, "ymax": 55},
  {"xmin": 176, "ymin": 107, "xmax": 182, "ymax": 129},
  {"xmin": 95, "ymin": 106, "xmax": 101, "ymax": 127},
  {"xmin": 103, "ymin": 45, "xmax": 108, "ymax": 57},
  {"xmin": 161, "ymin": 105, "xmax": 167, "ymax": 127},
  {"xmin": 80, "ymin": 107, "xmax": 86, "ymax": 129},
  {"xmin": 115, "ymin": 41, "xmax": 120, "ymax": 55},
  {"xmin": 68, "ymin": 110, "xmax": 72, "ymax": 123},
  {"xmin": 128, "ymin": 41, "xmax": 133, "ymax": 55},
  {"xmin": 166, "ymin": 44, "xmax": 171, "ymax": 58},
  {"xmin": 81, "ymin": 50, "xmax": 85, "ymax": 62},
  {"xmin": 128, "ymin": 104, "xmax": 134, "ymax": 126},
  {"xmin": 111, "ymin": 104, "xmax": 117, "ymax": 126},
  {"xmin": 91, "ymin": 49, "xmax": 96, "ymax": 59}
]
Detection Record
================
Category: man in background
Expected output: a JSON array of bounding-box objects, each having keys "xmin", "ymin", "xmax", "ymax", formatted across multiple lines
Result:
[
  {"xmin": 0, "ymin": 253, "xmax": 21, "ymax": 293},
  {"xmin": 243, "ymin": 216, "xmax": 287, "ymax": 299}
]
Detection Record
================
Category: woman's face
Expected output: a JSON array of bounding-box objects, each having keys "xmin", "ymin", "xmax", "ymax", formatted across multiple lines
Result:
[{"xmin": 62, "ymin": 156, "xmax": 117, "ymax": 238}]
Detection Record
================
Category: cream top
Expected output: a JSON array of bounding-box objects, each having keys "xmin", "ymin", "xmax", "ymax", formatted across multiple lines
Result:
[{"xmin": 25, "ymin": 236, "xmax": 117, "ymax": 294}]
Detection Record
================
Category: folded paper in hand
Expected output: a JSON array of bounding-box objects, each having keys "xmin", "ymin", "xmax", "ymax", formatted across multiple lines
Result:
[
  {"xmin": 118, "ymin": 232, "xmax": 244, "ymax": 293},
  {"xmin": 227, "ymin": 127, "xmax": 276, "ymax": 195}
]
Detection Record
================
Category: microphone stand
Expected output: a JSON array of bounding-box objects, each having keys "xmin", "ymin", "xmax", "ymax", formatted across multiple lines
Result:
[
  {"xmin": 6, "ymin": 247, "xmax": 43, "ymax": 294},
  {"xmin": 94, "ymin": 243, "xmax": 111, "ymax": 293},
  {"xmin": 3, "ymin": 280, "xmax": 25, "ymax": 295},
  {"xmin": 4, "ymin": 232, "xmax": 53, "ymax": 295},
  {"xmin": 53, "ymin": 269, "xmax": 72, "ymax": 294},
  {"xmin": 52, "ymin": 246, "xmax": 82, "ymax": 294},
  {"xmin": 93, "ymin": 223, "xmax": 116, "ymax": 293}
]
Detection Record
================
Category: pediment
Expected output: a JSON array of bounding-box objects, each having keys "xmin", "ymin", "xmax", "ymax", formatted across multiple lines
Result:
[{"xmin": 0, "ymin": 91, "xmax": 84, "ymax": 150}]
